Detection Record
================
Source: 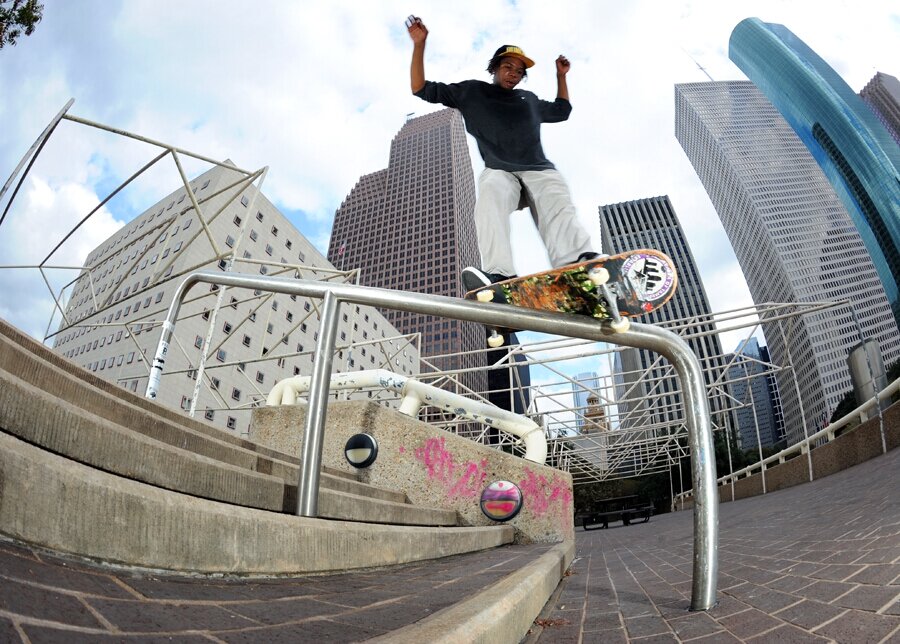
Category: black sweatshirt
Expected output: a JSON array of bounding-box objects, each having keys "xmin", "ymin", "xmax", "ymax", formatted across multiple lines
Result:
[{"xmin": 414, "ymin": 79, "xmax": 572, "ymax": 172}]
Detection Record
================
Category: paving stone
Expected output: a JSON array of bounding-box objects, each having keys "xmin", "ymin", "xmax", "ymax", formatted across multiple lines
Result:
[
  {"xmin": 796, "ymin": 579, "xmax": 857, "ymax": 602},
  {"xmin": 329, "ymin": 600, "xmax": 439, "ymax": 631},
  {"xmin": 0, "ymin": 577, "xmax": 103, "ymax": 628},
  {"xmin": 0, "ymin": 548, "xmax": 133, "ymax": 599},
  {"xmin": 20, "ymin": 625, "xmax": 209, "ymax": 643},
  {"xmin": 765, "ymin": 574, "xmax": 815, "ymax": 593},
  {"xmin": 85, "ymin": 598, "xmax": 260, "ymax": 632},
  {"xmin": 624, "ymin": 615, "xmax": 672, "ymax": 639},
  {"xmin": 716, "ymin": 608, "xmax": 784, "ymax": 639},
  {"xmin": 832, "ymin": 585, "xmax": 900, "ymax": 611},
  {"xmin": 845, "ymin": 564, "xmax": 900, "ymax": 585},
  {"xmin": 222, "ymin": 596, "xmax": 347, "ymax": 625},
  {"xmin": 581, "ymin": 627, "xmax": 627, "ymax": 643},
  {"xmin": 745, "ymin": 624, "xmax": 832, "ymax": 642},
  {"xmin": 667, "ymin": 611, "xmax": 724, "ymax": 640},
  {"xmin": 581, "ymin": 610, "xmax": 620, "ymax": 632},
  {"xmin": 772, "ymin": 599, "xmax": 847, "ymax": 630},
  {"xmin": 121, "ymin": 576, "xmax": 320, "ymax": 602},
  {"xmin": 214, "ymin": 619, "xmax": 383, "ymax": 643},
  {"xmin": 812, "ymin": 609, "xmax": 900, "ymax": 643},
  {"xmin": 0, "ymin": 617, "xmax": 22, "ymax": 644}
]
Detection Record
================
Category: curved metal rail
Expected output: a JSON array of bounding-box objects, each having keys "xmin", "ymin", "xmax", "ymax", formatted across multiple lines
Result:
[
  {"xmin": 146, "ymin": 270, "xmax": 719, "ymax": 611},
  {"xmin": 266, "ymin": 369, "xmax": 548, "ymax": 463}
]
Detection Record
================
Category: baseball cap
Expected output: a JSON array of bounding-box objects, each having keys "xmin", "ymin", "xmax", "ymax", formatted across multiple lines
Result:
[{"xmin": 492, "ymin": 45, "xmax": 535, "ymax": 69}]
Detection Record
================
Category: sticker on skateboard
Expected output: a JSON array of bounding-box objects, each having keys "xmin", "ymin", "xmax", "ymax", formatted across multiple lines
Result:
[{"xmin": 464, "ymin": 249, "xmax": 678, "ymax": 346}]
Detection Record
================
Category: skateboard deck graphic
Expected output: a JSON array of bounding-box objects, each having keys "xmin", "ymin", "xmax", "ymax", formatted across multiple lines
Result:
[{"xmin": 464, "ymin": 250, "xmax": 677, "ymax": 346}]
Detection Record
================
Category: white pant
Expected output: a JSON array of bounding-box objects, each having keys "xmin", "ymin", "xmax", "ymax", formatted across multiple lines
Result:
[{"xmin": 474, "ymin": 168, "xmax": 593, "ymax": 277}]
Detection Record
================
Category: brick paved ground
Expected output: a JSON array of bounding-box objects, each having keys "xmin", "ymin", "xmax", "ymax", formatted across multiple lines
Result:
[
  {"xmin": 527, "ymin": 447, "xmax": 900, "ymax": 643},
  {"xmin": 1, "ymin": 448, "xmax": 897, "ymax": 642}
]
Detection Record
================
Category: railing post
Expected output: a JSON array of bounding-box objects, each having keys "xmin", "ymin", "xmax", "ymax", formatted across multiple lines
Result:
[{"xmin": 297, "ymin": 290, "xmax": 340, "ymax": 517}]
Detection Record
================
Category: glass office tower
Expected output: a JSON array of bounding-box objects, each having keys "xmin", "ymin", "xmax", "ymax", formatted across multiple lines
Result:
[{"xmin": 729, "ymin": 18, "xmax": 900, "ymax": 327}]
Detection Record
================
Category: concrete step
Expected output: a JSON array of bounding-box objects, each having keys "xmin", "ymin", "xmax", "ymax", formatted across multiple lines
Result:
[
  {"xmin": 0, "ymin": 321, "xmax": 407, "ymax": 506},
  {"xmin": 0, "ymin": 430, "xmax": 512, "ymax": 573},
  {"xmin": 0, "ymin": 370, "xmax": 455, "ymax": 526}
]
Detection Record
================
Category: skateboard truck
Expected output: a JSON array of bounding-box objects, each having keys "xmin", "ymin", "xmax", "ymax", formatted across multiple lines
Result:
[{"xmin": 598, "ymin": 283, "xmax": 630, "ymax": 333}]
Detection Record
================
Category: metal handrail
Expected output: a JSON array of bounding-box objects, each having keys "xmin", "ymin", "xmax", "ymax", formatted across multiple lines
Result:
[{"xmin": 146, "ymin": 269, "xmax": 719, "ymax": 611}]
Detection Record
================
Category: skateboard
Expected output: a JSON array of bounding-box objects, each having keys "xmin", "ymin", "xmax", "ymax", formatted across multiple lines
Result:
[{"xmin": 464, "ymin": 250, "xmax": 678, "ymax": 347}]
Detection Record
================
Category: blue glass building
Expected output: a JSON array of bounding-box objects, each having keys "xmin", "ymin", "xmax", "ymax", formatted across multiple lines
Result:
[{"xmin": 729, "ymin": 18, "xmax": 900, "ymax": 327}]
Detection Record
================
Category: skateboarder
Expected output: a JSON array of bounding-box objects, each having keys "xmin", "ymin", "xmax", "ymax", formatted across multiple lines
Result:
[{"xmin": 406, "ymin": 15, "xmax": 601, "ymax": 292}]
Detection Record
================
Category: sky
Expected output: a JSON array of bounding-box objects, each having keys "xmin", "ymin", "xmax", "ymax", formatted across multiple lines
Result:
[{"xmin": 1, "ymin": 0, "xmax": 898, "ymax": 354}]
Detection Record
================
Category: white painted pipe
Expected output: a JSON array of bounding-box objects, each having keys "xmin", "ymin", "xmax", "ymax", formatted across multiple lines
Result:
[{"xmin": 266, "ymin": 369, "xmax": 546, "ymax": 464}]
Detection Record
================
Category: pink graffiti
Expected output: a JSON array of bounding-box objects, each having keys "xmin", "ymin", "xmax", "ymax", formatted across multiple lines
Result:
[
  {"xmin": 519, "ymin": 467, "xmax": 573, "ymax": 519},
  {"xmin": 413, "ymin": 436, "xmax": 456, "ymax": 483},
  {"xmin": 398, "ymin": 445, "xmax": 405, "ymax": 454},
  {"xmin": 448, "ymin": 458, "xmax": 488, "ymax": 500}
]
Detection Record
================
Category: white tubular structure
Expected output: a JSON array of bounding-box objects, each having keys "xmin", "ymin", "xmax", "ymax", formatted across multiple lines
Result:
[{"xmin": 266, "ymin": 369, "xmax": 547, "ymax": 464}]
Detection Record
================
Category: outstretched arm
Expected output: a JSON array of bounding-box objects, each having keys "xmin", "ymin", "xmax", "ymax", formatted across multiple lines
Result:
[
  {"xmin": 555, "ymin": 55, "xmax": 570, "ymax": 101},
  {"xmin": 407, "ymin": 16, "xmax": 428, "ymax": 93}
]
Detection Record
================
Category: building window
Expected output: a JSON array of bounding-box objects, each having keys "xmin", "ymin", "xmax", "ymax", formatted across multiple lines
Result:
[
  {"xmin": 271, "ymin": 226, "xmax": 278, "ymax": 236},
  {"xmin": 233, "ymin": 215, "xmax": 242, "ymax": 226},
  {"xmin": 194, "ymin": 335, "xmax": 203, "ymax": 349},
  {"xmin": 241, "ymin": 195, "xmax": 249, "ymax": 207},
  {"xmin": 249, "ymin": 230, "xmax": 258, "ymax": 241},
  {"xmin": 231, "ymin": 388, "xmax": 241, "ymax": 401},
  {"xmin": 255, "ymin": 371, "xmax": 264, "ymax": 384},
  {"xmin": 226, "ymin": 416, "xmax": 237, "ymax": 429},
  {"xmin": 216, "ymin": 349, "xmax": 227, "ymax": 362},
  {"xmin": 243, "ymin": 334, "xmax": 251, "ymax": 347},
  {"xmin": 256, "ymin": 211, "xmax": 264, "ymax": 222},
  {"xmin": 222, "ymin": 322, "xmax": 232, "ymax": 334},
  {"xmin": 204, "ymin": 409, "xmax": 215, "ymax": 421},
  {"xmin": 211, "ymin": 377, "xmax": 220, "ymax": 390}
]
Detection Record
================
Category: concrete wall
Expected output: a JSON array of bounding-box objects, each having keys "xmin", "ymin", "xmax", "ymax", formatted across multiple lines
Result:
[
  {"xmin": 249, "ymin": 402, "xmax": 574, "ymax": 544},
  {"xmin": 682, "ymin": 399, "xmax": 900, "ymax": 509}
]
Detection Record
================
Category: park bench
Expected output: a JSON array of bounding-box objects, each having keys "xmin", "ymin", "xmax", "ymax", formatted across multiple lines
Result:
[{"xmin": 579, "ymin": 496, "xmax": 654, "ymax": 530}]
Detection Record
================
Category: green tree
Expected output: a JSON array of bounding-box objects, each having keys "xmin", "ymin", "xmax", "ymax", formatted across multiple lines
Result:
[{"xmin": 0, "ymin": 0, "xmax": 43, "ymax": 49}]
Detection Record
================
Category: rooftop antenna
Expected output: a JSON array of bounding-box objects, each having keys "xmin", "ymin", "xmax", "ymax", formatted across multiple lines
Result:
[{"xmin": 682, "ymin": 48, "xmax": 715, "ymax": 82}]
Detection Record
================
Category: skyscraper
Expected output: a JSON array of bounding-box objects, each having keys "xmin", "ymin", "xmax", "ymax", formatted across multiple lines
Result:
[
  {"xmin": 52, "ymin": 164, "xmax": 417, "ymax": 436},
  {"xmin": 860, "ymin": 72, "xmax": 900, "ymax": 147},
  {"xmin": 601, "ymin": 196, "xmax": 733, "ymax": 437},
  {"xmin": 729, "ymin": 18, "xmax": 900, "ymax": 326},
  {"xmin": 725, "ymin": 338, "xmax": 780, "ymax": 451},
  {"xmin": 328, "ymin": 109, "xmax": 485, "ymax": 390},
  {"xmin": 675, "ymin": 80, "xmax": 899, "ymax": 445}
]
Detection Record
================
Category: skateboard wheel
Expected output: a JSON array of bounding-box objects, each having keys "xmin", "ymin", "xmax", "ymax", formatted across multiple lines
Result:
[
  {"xmin": 487, "ymin": 332, "xmax": 505, "ymax": 348},
  {"xmin": 588, "ymin": 266, "xmax": 610, "ymax": 286},
  {"xmin": 476, "ymin": 289, "xmax": 494, "ymax": 302},
  {"xmin": 609, "ymin": 317, "xmax": 631, "ymax": 333}
]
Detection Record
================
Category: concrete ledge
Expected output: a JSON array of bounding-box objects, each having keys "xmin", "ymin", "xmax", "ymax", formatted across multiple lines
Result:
[
  {"xmin": 371, "ymin": 540, "xmax": 575, "ymax": 644},
  {"xmin": 0, "ymin": 430, "xmax": 512, "ymax": 573},
  {"xmin": 0, "ymin": 373, "xmax": 448, "ymax": 525},
  {"xmin": 251, "ymin": 402, "xmax": 575, "ymax": 544}
]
